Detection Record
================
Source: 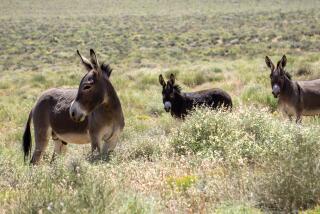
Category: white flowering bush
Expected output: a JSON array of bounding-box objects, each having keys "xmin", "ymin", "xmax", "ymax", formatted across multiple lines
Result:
[{"xmin": 170, "ymin": 107, "xmax": 320, "ymax": 211}]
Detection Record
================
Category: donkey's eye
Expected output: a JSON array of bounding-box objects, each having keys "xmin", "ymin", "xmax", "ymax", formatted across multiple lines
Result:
[{"xmin": 83, "ymin": 85, "xmax": 92, "ymax": 91}]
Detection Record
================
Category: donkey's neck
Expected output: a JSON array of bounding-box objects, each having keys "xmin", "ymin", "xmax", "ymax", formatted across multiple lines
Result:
[
  {"xmin": 170, "ymin": 92, "xmax": 193, "ymax": 118},
  {"xmin": 105, "ymin": 79, "xmax": 122, "ymax": 108},
  {"xmin": 280, "ymin": 76, "xmax": 296, "ymax": 100},
  {"xmin": 92, "ymin": 80, "xmax": 123, "ymax": 119}
]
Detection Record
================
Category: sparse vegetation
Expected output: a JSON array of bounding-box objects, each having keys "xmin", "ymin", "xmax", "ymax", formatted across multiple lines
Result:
[{"xmin": 1, "ymin": 0, "xmax": 320, "ymax": 213}]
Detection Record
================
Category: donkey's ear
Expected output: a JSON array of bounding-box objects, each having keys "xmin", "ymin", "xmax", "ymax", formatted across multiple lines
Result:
[
  {"xmin": 159, "ymin": 74, "xmax": 166, "ymax": 87},
  {"xmin": 277, "ymin": 55, "xmax": 287, "ymax": 69},
  {"xmin": 77, "ymin": 50, "xmax": 93, "ymax": 72},
  {"xmin": 89, "ymin": 49, "xmax": 99, "ymax": 69},
  {"xmin": 265, "ymin": 56, "xmax": 275, "ymax": 71},
  {"xmin": 169, "ymin": 73, "xmax": 175, "ymax": 85}
]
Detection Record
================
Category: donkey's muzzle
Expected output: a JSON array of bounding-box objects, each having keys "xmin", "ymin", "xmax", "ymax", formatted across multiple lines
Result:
[
  {"xmin": 272, "ymin": 84, "xmax": 280, "ymax": 98},
  {"xmin": 164, "ymin": 101, "xmax": 172, "ymax": 112},
  {"xmin": 70, "ymin": 109, "xmax": 84, "ymax": 122},
  {"xmin": 70, "ymin": 101, "xmax": 86, "ymax": 122}
]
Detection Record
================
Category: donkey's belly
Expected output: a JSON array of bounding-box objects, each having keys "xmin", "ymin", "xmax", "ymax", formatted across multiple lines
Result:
[
  {"xmin": 302, "ymin": 109, "xmax": 320, "ymax": 116},
  {"xmin": 55, "ymin": 132, "xmax": 90, "ymax": 145}
]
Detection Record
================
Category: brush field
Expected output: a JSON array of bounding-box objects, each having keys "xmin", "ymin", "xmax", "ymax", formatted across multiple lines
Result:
[{"xmin": 1, "ymin": 0, "xmax": 320, "ymax": 213}]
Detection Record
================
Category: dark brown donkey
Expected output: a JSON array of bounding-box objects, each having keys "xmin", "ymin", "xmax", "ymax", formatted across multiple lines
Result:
[
  {"xmin": 159, "ymin": 74, "xmax": 232, "ymax": 119},
  {"xmin": 22, "ymin": 49, "xmax": 125, "ymax": 164},
  {"xmin": 265, "ymin": 55, "xmax": 320, "ymax": 123}
]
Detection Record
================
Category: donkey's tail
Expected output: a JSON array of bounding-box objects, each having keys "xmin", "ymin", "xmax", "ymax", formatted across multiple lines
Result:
[{"xmin": 22, "ymin": 110, "xmax": 32, "ymax": 162}]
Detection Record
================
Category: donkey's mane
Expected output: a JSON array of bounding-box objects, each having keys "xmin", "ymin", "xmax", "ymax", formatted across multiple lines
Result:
[
  {"xmin": 100, "ymin": 63, "xmax": 112, "ymax": 76},
  {"xmin": 284, "ymin": 71, "xmax": 292, "ymax": 80},
  {"xmin": 173, "ymin": 84, "xmax": 182, "ymax": 93}
]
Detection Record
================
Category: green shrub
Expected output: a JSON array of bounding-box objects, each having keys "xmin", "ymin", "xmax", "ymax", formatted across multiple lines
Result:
[
  {"xmin": 179, "ymin": 69, "xmax": 222, "ymax": 87},
  {"xmin": 170, "ymin": 108, "xmax": 261, "ymax": 161},
  {"xmin": 167, "ymin": 175, "xmax": 197, "ymax": 192},
  {"xmin": 170, "ymin": 107, "xmax": 320, "ymax": 211}
]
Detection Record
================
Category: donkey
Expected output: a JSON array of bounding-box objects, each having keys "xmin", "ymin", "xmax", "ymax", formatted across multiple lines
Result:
[
  {"xmin": 159, "ymin": 73, "xmax": 232, "ymax": 118},
  {"xmin": 265, "ymin": 55, "xmax": 320, "ymax": 123},
  {"xmin": 22, "ymin": 49, "xmax": 125, "ymax": 164}
]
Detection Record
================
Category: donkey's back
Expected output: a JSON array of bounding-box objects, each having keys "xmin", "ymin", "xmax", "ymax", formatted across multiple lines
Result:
[
  {"xmin": 297, "ymin": 79, "xmax": 320, "ymax": 115},
  {"xmin": 23, "ymin": 88, "xmax": 90, "ymax": 163},
  {"xmin": 298, "ymin": 79, "xmax": 320, "ymax": 91},
  {"xmin": 33, "ymin": 88, "xmax": 89, "ymax": 137},
  {"xmin": 185, "ymin": 88, "xmax": 233, "ymax": 109}
]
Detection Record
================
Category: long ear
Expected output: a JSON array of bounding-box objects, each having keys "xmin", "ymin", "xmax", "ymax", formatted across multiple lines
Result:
[
  {"xmin": 277, "ymin": 55, "xmax": 287, "ymax": 69},
  {"xmin": 169, "ymin": 73, "xmax": 175, "ymax": 85},
  {"xmin": 77, "ymin": 50, "xmax": 93, "ymax": 71},
  {"xmin": 90, "ymin": 49, "xmax": 99, "ymax": 69},
  {"xmin": 159, "ymin": 74, "xmax": 166, "ymax": 87},
  {"xmin": 265, "ymin": 56, "xmax": 275, "ymax": 71}
]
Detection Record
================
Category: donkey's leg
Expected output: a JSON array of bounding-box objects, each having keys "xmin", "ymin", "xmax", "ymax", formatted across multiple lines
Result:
[
  {"xmin": 89, "ymin": 134, "xmax": 101, "ymax": 155},
  {"xmin": 282, "ymin": 107, "xmax": 292, "ymax": 122},
  {"xmin": 31, "ymin": 126, "xmax": 50, "ymax": 165},
  {"xmin": 50, "ymin": 140, "xmax": 68, "ymax": 163},
  {"xmin": 102, "ymin": 129, "xmax": 120, "ymax": 155},
  {"xmin": 296, "ymin": 114, "xmax": 302, "ymax": 124}
]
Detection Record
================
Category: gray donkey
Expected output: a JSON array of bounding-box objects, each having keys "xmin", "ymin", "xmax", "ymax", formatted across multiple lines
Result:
[
  {"xmin": 23, "ymin": 49, "xmax": 125, "ymax": 164},
  {"xmin": 265, "ymin": 55, "xmax": 320, "ymax": 123}
]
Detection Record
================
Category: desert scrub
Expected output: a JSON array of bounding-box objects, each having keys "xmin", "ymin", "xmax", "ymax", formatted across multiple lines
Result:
[
  {"xmin": 115, "ymin": 134, "xmax": 165, "ymax": 162},
  {"xmin": 171, "ymin": 107, "xmax": 320, "ymax": 158},
  {"xmin": 214, "ymin": 203, "xmax": 263, "ymax": 214},
  {"xmin": 9, "ymin": 160, "xmax": 151, "ymax": 213},
  {"xmin": 170, "ymin": 107, "xmax": 260, "ymax": 161},
  {"xmin": 170, "ymin": 107, "xmax": 320, "ymax": 211},
  {"xmin": 254, "ymin": 128, "xmax": 320, "ymax": 212}
]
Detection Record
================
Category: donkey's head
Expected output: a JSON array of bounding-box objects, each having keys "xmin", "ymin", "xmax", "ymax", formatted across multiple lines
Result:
[
  {"xmin": 265, "ymin": 55, "xmax": 287, "ymax": 98},
  {"xmin": 159, "ymin": 73, "xmax": 181, "ymax": 112},
  {"xmin": 70, "ymin": 49, "xmax": 113, "ymax": 122}
]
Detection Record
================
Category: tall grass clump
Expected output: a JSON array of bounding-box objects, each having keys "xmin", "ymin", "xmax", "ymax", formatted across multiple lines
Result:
[
  {"xmin": 241, "ymin": 84, "xmax": 277, "ymax": 111},
  {"xmin": 170, "ymin": 107, "xmax": 320, "ymax": 211}
]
